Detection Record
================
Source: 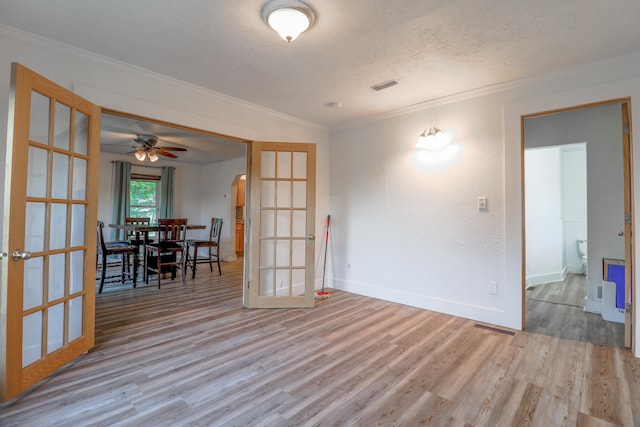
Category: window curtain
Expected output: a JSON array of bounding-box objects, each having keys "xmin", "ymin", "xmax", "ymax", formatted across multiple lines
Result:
[
  {"xmin": 111, "ymin": 160, "xmax": 131, "ymax": 240},
  {"xmin": 160, "ymin": 166, "xmax": 175, "ymax": 218}
]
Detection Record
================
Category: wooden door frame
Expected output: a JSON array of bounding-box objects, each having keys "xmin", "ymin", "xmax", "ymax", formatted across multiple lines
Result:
[{"xmin": 520, "ymin": 98, "xmax": 635, "ymax": 352}]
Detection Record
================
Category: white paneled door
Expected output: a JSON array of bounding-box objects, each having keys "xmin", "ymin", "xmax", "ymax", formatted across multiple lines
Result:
[
  {"xmin": 0, "ymin": 64, "xmax": 100, "ymax": 401},
  {"xmin": 247, "ymin": 142, "xmax": 316, "ymax": 308}
]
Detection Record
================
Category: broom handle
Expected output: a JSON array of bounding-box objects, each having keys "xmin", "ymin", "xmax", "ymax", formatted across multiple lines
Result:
[{"xmin": 321, "ymin": 215, "xmax": 330, "ymax": 292}]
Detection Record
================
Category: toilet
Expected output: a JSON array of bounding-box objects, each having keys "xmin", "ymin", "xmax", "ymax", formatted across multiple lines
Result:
[{"xmin": 577, "ymin": 239, "xmax": 587, "ymax": 274}]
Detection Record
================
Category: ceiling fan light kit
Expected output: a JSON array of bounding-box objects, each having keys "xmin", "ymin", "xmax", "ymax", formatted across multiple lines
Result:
[
  {"xmin": 132, "ymin": 133, "xmax": 186, "ymax": 162},
  {"xmin": 262, "ymin": 0, "xmax": 315, "ymax": 42}
]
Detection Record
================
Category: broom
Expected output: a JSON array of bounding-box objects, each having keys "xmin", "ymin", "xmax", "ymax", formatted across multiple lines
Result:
[{"xmin": 315, "ymin": 215, "xmax": 331, "ymax": 299}]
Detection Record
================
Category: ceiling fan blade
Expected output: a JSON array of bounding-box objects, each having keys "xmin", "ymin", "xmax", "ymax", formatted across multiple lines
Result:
[
  {"xmin": 155, "ymin": 149, "xmax": 178, "ymax": 158},
  {"xmin": 155, "ymin": 146, "xmax": 187, "ymax": 151}
]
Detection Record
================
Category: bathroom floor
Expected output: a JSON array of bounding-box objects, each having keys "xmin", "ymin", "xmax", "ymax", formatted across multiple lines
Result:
[{"xmin": 526, "ymin": 274, "xmax": 624, "ymax": 347}]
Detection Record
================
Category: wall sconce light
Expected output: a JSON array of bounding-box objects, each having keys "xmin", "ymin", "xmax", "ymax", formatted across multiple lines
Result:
[
  {"xmin": 262, "ymin": 0, "xmax": 315, "ymax": 42},
  {"xmin": 416, "ymin": 127, "xmax": 449, "ymax": 150}
]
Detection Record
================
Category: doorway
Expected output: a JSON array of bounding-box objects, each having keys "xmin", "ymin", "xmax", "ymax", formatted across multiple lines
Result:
[{"xmin": 523, "ymin": 101, "xmax": 631, "ymax": 347}]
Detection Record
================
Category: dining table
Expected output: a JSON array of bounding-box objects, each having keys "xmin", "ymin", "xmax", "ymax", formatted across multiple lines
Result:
[
  {"xmin": 108, "ymin": 222, "xmax": 206, "ymax": 247},
  {"xmin": 108, "ymin": 222, "xmax": 206, "ymax": 280}
]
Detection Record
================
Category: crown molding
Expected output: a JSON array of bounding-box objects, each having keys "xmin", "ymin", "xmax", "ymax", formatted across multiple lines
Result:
[{"xmin": 0, "ymin": 25, "xmax": 328, "ymax": 133}]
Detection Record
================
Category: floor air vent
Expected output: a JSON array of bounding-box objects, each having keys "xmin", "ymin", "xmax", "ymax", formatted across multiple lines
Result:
[{"xmin": 474, "ymin": 324, "xmax": 515, "ymax": 335}]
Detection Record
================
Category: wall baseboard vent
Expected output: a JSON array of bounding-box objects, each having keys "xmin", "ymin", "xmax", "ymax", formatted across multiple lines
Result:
[{"xmin": 474, "ymin": 324, "xmax": 516, "ymax": 335}]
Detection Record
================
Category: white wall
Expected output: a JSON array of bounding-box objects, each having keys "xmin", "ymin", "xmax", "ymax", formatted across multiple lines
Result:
[
  {"xmin": 562, "ymin": 146, "xmax": 588, "ymax": 274},
  {"xmin": 199, "ymin": 155, "xmax": 248, "ymax": 262},
  {"xmin": 331, "ymin": 53, "xmax": 640, "ymax": 357},
  {"xmin": 525, "ymin": 147, "xmax": 565, "ymax": 286},
  {"xmin": 523, "ymin": 143, "xmax": 587, "ymax": 286}
]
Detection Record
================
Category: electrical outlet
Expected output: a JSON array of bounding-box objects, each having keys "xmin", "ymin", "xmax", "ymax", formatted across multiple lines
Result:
[{"xmin": 488, "ymin": 281, "xmax": 498, "ymax": 295}]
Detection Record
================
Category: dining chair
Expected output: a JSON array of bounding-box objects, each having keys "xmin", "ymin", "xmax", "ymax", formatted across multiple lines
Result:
[
  {"xmin": 144, "ymin": 218, "xmax": 188, "ymax": 288},
  {"xmin": 125, "ymin": 216, "xmax": 151, "ymax": 247},
  {"xmin": 186, "ymin": 217, "xmax": 223, "ymax": 278},
  {"xmin": 96, "ymin": 220, "xmax": 138, "ymax": 293}
]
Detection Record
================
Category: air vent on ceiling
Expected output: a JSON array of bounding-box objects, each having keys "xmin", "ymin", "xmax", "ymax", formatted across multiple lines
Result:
[{"xmin": 371, "ymin": 79, "xmax": 398, "ymax": 91}]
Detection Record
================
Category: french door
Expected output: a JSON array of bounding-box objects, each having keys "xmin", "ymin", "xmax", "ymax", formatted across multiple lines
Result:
[
  {"xmin": 0, "ymin": 64, "xmax": 100, "ymax": 401},
  {"xmin": 246, "ymin": 142, "xmax": 316, "ymax": 308}
]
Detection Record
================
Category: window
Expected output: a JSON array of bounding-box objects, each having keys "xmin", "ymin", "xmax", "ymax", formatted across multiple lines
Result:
[{"xmin": 129, "ymin": 174, "xmax": 159, "ymax": 222}]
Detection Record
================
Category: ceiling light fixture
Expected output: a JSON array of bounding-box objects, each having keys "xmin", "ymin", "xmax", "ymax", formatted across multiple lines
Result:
[
  {"xmin": 134, "ymin": 150, "xmax": 146, "ymax": 161},
  {"xmin": 262, "ymin": 0, "xmax": 315, "ymax": 42},
  {"xmin": 416, "ymin": 127, "xmax": 449, "ymax": 150}
]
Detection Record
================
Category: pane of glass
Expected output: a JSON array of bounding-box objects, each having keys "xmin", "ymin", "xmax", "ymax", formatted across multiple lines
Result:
[
  {"xmin": 261, "ymin": 181, "xmax": 275, "ymax": 208},
  {"xmin": 292, "ymin": 210, "xmax": 306, "ymax": 238},
  {"xmin": 293, "ymin": 182, "xmax": 307, "ymax": 208},
  {"xmin": 24, "ymin": 257, "xmax": 44, "ymax": 310},
  {"xmin": 292, "ymin": 268, "xmax": 306, "ymax": 296},
  {"xmin": 53, "ymin": 102, "xmax": 71, "ymax": 150},
  {"xmin": 23, "ymin": 311, "xmax": 42, "ymax": 367},
  {"xmin": 260, "ymin": 269, "xmax": 274, "ymax": 296},
  {"xmin": 277, "ymin": 181, "xmax": 291, "ymax": 208},
  {"xmin": 74, "ymin": 111, "xmax": 89, "ymax": 155},
  {"xmin": 26, "ymin": 202, "xmax": 46, "ymax": 252},
  {"xmin": 260, "ymin": 239, "xmax": 275, "ymax": 267},
  {"xmin": 293, "ymin": 152, "xmax": 307, "ymax": 179},
  {"xmin": 130, "ymin": 206, "xmax": 158, "ymax": 223},
  {"xmin": 27, "ymin": 147, "xmax": 48, "ymax": 198},
  {"xmin": 276, "ymin": 240, "xmax": 290, "ymax": 267},
  {"xmin": 70, "ymin": 250, "xmax": 84, "ymax": 294},
  {"xmin": 49, "ymin": 253, "xmax": 66, "ymax": 302},
  {"xmin": 69, "ymin": 296, "xmax": 83, "ymax": 341},
  {"xmin": 48, "ymin": 303, "xmax": 64, "ymax": 354},
  {"xmin": 70, "ymin": 204, "xmax": 85, "ymax": 247},
  {"xmin": 130, "ymin": 180, "xmax": 157, "ymax": 206},
  {"xmin": 277, "ymin": 152, "xmax": 291, "ymax": 179},
  {"xmin": 72, "ymin": 158, "xmax": 87, "ymax": 200},
  {"xmin": 262, "ymin": 151, "xmax": 276, "ymax": 178},
  {"xmin": 52, "ymin": 153, "xmax": 69, "ymax": 199},
  {"xmin": 292, "ymin": 240, "xmax": 305, "ymax": 266},
  {"xmin": 260, "ymin": 210, "xmax": 275, "ymax": 238},
  {"xmin": 276, "ymin": 210, "xmax": 291, "ymax": 237},
  {"xmin": 275, "ymin": 269, "xmax": 291, "ymax": 295},
  {"xmin": 50, "ymin": 203, "xmax": 68, "ymax": 250},
  {"xmin": 29, "ymin": 91, "xmax": 50, "ymax": 145}
]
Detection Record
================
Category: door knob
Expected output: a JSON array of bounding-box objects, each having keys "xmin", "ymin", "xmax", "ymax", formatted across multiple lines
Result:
[
  {"xmin": 306, "ymin": 234, "xmax": 315, "ymax": 240},
  {"xmin": 618, "ymin": 231, "xmax": 625, "ymax": 236},
  {"xmin": 12, "ymin": 250, "xmax": 32, "ymax": 261}
]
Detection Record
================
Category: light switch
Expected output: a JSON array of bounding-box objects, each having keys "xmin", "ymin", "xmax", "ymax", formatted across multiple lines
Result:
[{"xmin": 478, "ymin": 196, "xmax": 488, "ymax": 211}]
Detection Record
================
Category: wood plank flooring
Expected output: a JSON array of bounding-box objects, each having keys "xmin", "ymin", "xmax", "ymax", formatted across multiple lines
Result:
[
  {"xmin": 526, "ymin": 274, "xmax": 624, "ymax": 347},
  {"xmin": 2, "ymin": 263, "xmax": 640, "ymax": 426}
]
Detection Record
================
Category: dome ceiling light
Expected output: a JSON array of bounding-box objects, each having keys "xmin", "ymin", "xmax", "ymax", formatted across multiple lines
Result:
[{"xmin": 262, "ymin": 0, "xmax": 315, "ymax": 42}]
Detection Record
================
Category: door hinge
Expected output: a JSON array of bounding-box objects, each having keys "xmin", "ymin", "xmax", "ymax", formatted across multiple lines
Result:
[
  {"xmin": 626, "ymin": 302, "xmax": 633, "ymax": 314},
  {"xmin": 625, "ymin": 212, "xmax": 632, "ymax": 224}
]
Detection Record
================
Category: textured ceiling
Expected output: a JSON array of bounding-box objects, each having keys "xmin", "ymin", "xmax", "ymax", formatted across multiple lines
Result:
[{"xmin": 2, "ymin": 0, "xmax": 640, "ymax": 129}]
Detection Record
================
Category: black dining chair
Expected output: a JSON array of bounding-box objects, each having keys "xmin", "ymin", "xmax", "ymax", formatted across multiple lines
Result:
[
  {"xmin": 186, "ymin": 217, "xmax": 223, "ymax": 278},
  {"xmin": 96, "ymin": 221, "xmax": 138, "ymax": 293},
  {"xmin": 144, "ymin": 218, "xmax": 188, "ymax": 288}
]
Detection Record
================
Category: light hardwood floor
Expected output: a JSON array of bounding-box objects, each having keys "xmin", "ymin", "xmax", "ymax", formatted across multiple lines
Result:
[
  {"xmin": 526, "ymin": 274, "xmax": 625, "ymax": 347},
  {"xmin": 1, "ymin": 263, "xmax": 640, "ymax": 426}
]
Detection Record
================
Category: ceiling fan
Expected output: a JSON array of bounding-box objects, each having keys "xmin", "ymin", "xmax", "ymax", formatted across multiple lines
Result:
[{"xmin": 132, "ymin": 133, "xmax": 187, "ymax": 162}]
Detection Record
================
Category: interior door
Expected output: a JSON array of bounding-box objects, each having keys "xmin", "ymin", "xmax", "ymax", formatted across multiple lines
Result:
[
  {"xmin": 246, "ymin": 141, "xmax": 316, "ymax": 308},
  {"xmin": 0, "ymin": 63, "xmax": 100, "ymax": 401},
  {"xmin": 622, "ymin": 101, "xmax": 635, "ymax": 350}
]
